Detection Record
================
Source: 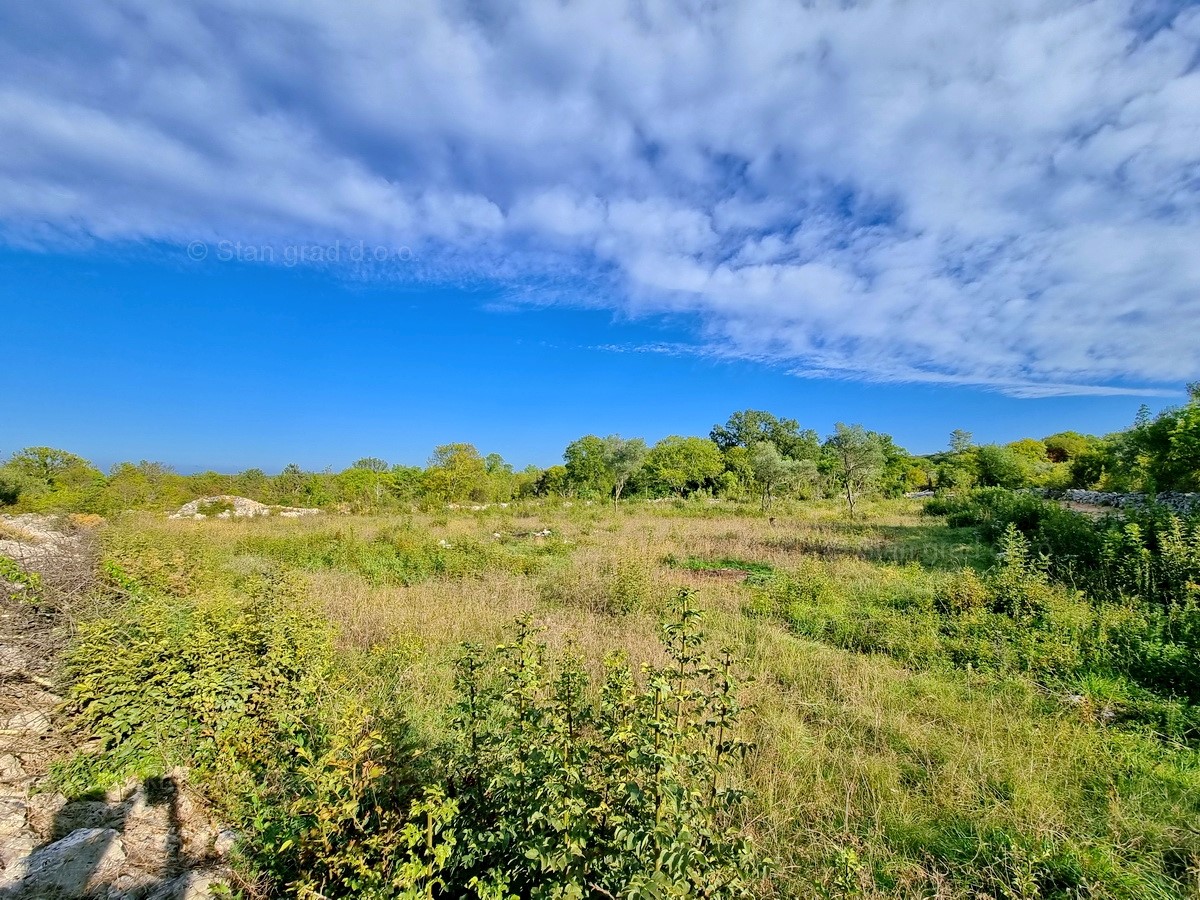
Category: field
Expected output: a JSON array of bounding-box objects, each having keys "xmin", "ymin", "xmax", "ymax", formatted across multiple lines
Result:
[{"xmin": 26, "ymin": 494, "xmax": 1195, "ymax": 899}]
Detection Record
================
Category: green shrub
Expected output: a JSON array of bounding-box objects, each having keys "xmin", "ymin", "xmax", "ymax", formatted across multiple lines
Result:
[
  {"xmin": 54, "ymin": 563, "xmax": 331, "ymax": 795},
  {"xmin": 934, "ymin": 568, "xmax": 990, "ymax": 616},
  {"xmin": 431, "ymin": 593, "xmax": 770, "ymax": 898}
]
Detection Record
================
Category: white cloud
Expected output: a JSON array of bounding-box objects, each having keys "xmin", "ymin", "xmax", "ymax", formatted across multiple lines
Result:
[{"xmin": 0, "ymin": 0, "xmax": 1197, "ymax": 395}]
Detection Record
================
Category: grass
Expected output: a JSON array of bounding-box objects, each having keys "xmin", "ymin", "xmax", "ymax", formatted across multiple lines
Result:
[{"xmin": 60, "ymin": 498, "xmax": 1200, "ymax": 898}]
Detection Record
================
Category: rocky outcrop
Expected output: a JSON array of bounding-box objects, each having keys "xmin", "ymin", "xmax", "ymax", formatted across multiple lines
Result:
[
  {"xmin": 1060, "ymin": 489, "xmax": 1200, "ymax": 515},
  {"xmin": 168, "ymin": 495, "xmax": 320, "ymax": 520}
]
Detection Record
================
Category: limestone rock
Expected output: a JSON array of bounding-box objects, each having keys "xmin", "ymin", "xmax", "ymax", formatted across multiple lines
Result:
[{"xmin": 4, "ymin": 827, "xmax": 126, "ymax": 896}]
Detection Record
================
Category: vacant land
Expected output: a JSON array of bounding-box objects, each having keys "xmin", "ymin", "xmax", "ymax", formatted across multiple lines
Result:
[{"xmin": 6, "ymin": 495, "xmax": 1199, "ymax": 899}]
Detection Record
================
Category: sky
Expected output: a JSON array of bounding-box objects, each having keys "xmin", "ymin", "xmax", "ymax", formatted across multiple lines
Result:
[{"xmin": 2, "ymin": 0, "xmax": 1198, "ymax": 471}]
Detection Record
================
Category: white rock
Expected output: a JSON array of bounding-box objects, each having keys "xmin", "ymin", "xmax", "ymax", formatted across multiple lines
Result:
[
  {"xmin": 144, "ymin": 870, "xmax": 223, "ymax": 900},
  {"xmin": 5, "ymin": 827, "xmax": 126, "ymax": 895},
  {"xmin": 1, "ymin": 710, "xmax": 52, "ymax": 735},
  {"xmin": 0, "ymin": 754, "xmax": 27, "ymax": 784}
]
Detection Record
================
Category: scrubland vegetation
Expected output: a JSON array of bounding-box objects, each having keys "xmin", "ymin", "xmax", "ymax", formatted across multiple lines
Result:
[
  {"xmin": 3, "ymin": 389, "xmax": 1196, "ymax": 518},
  {"xmin": 3, "ymin": 395, "xmax": 1199, "ymax": 898}
]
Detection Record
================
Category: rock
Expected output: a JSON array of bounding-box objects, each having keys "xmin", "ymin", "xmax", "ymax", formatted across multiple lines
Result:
[
  {"xmin": 0, "ymin": 755, "xmax": 27, "ymax": 785},
  {"xmin": 4, "ymin": 827, "xmax": 126, "ymax": 895},
  {"xmin": 0, "ymin": 710, "xmax": 52, "ymax": 736},
  {"xmin": 46, "ymin": 800, "xmax": 124, "ymax": 841},
  {"xmin": 143, "ymin": 870, "xmax": 222, "ymax": 900},
  {"xmin": 168, "ymin": 495, "xmax": 321, "ymax": 520},
  {"xmin": 0, "ymin": 799, "xmax": 28, "ymax": 841},
  {"xmin": 1057, "ymin": 489, "xmax": 1200, "ymax": 515},
  {"xmin": 121, "ymin": 787, "xmax": 181, "ymax": 873},
  {"xmin": 212, "ymin": 829, "xmax": 237, "ymax": 859},
  {"xmin": 22, "ymin": 793, "xmax": 67, "ymax": 837}
]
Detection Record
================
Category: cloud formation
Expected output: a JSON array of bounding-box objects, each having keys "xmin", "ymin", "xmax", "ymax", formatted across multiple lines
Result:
[{"xmin": 1, "ymin": 0, "xmax": 1198, "ymax": 395}]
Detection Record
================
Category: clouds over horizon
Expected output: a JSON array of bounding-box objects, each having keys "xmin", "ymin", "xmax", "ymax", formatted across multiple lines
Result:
[{"xmin": 1, "ymin": 0, "xmax": 1198, "ymax": 396}]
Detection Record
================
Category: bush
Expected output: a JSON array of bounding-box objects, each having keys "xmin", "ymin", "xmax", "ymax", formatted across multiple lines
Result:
[
  {"xmin": 55, "ymin": 564, "xmax": 332, "ymax": 795},
  {"xmin": 431, "ymin": 594, "xmax": 769, "ymax": 898}
]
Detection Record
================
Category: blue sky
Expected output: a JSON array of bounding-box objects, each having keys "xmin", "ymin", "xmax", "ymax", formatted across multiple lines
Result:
[
  {"xmin": 1, "ymin": 1, "xmax": 1198, "ymax": 472},
  {"xmin": 2, "ymin": 246, "xmax": 1169, "ymax": 471}
]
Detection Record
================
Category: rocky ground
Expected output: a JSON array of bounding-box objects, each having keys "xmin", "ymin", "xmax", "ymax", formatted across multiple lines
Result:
[
  {"xmin": 1059, "ymin": 488, "xmax": 1199, "ymax": 515},
  {"xmin": 0, "ymin": 516, "xmax": 230, "ymax": 899},
  {"xmin": 168, "ymin": 495, "xmax": 320, "ymax": 520}
]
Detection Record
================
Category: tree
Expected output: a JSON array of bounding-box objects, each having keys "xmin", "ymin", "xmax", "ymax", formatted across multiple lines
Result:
[
  {"xmin": 564, "ymin": 434, "xmax": 647, "ymax": 503},
  {"xmin": 425, "ymin": 443, "xmax": 489, "ymax": 502},
  {"xmin": 1043, "ymin": 432, "xmax": 1091, "ymax": 464},
  {"xmin": 603, "ymin": 435, "xmax": 647, "ymax": 505},
  {"xmin": 949, "ymin": 429, "xmax": 974, "ymax": 454},
  {"xmin": 563, "ymin": 435, "xmax": 612, "ymax": 498},
  {"xmin": 975, "ymin": 445, "xmax": 1026, "ymax": 488},
  {"xmin": 748, "ymin": 442, "xmax": 817, "ymax": 511},
  {"xmin": 535, "ymin": 465, "xmax": 570, "ymax": 497},
  {"xmin": 643, "ymin": 436, "xmax": 724, "ymax": 497},
  {"xmin": 275, "ymin": 463, "xmax": 307, "ymax": 504},
  {"xmin": 352, "ymin": 457, "xmax": 389, "ymax": 474},
  {"xmin": 711, "ymin": 410, "xmax": 819, "ymax": 460},
  {"xmin": 825, "ymin": 423, "xmax": 885, "ymax": 517}
]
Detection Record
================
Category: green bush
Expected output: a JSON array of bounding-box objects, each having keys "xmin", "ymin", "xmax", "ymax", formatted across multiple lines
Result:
[
  {"xmin": 54, "ymin": 564, "xmax": 332, "ymax": 795},
  {"xmin": 430, "ymin": 593, "xmax": 769, "ymax": 898}
]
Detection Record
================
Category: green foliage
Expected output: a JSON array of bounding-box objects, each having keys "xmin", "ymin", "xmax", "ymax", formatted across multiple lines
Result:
[
  {"xmin": 642, "ymin": 436, "xmax": 725, "ymax": 497},
  {"xmin": 0, "ymin": 554, "xmax": 42, "ymax": 602},
  {"xmin": 238, "ymin": 526, "xmax": 567, "ymax": 586},
  {"xmin": 435, "ymin": 596, "xmax": 769, "ymax": 898},
  {"xmin": 54, "ymin": 562, "xmax": 332, "ymax": 796},
  {"xmin": 710, "ymin": 409, "xmax": 820, "ymax": 461},
  {"xmin": 824, "ymin": 423, "xmax": 886, "ymax": 516}
]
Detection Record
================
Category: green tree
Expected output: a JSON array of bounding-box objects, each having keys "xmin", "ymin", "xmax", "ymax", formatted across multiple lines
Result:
[
  {"xmin": 710, "ymin": 409, "xmax": 819, "ymax": 460},
  {"xmin": 425, "ymin": 443, "xmax": 489, "ymax": 503},
  {"xmin": 1043, "ymin": 431, "xmax": 1091, "ymax": 463},
  {"xmin": 603, "ymin": 435, "xmax": 647, "ymax": 504},
  {"xmin": 563, "ymin": 435, "xmax": 612, "ymax": 498},
  {"xmin": 352, "ymin": 457, "xmax": 389, "ymax": 474},
  {"xmin": 275, "ymin": 463, "xmax": 307, "ymax": 505},
  {"xmin": 748, "ymin": 442, "xmax": 817, "ymax": 510},
  {"xmin": 949, "ymin": 429, "xmax": 974, "ymax": 454},
  {"xmin": 535, "ymin": 465, "xmax": 570, "ymax": 497},
  {"xmin": 976, "ymin": 445, "xmax": 1027, "ymax": 488},
  {"xmin": 825, "ymin": 424, "xmax": 884, "ymax": 517},
  {"xmin": 643, "ymin": 436, "xmax": 724, "ymax": 497}
]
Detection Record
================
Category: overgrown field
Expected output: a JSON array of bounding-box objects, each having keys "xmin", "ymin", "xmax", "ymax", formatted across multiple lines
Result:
[{"xmin": 37, "ymin": 495, "xmax": 1200, "ymax": 898}]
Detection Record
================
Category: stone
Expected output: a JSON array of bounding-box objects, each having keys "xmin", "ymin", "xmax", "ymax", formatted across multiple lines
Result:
[
  {"xmin": 0, "ymin": 710, "xmax": 52, "ymax": 735},
  {"xmin": 121, "ymin": 789, "xmax": 181, "ymax": 872},
  {"xmin": 143, "ymin": 870, "xmax": 222, "ymax": 900},
  {"xmin": 0, "ymin": 799, "xmax": 27, "ymax": 840},
  {"xmin": 0, "ymin": 755, "xmax": 27, "ymax": 785},
  {"xmin": 5, "ymin": 827, "xmax": 126, "ymax": 896},
  {"xmin": 212, "ymin": 829, "xmax": 237, "ymax": 858}
]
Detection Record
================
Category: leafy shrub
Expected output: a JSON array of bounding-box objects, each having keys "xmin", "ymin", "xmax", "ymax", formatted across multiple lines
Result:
[
  {"xmin": 430, "ymin": 593, "xmax": 769, "ymax": 898},
  {"xmin": 197, "ymin": 498, "xmax": 236, "ymax": 517},
  {"xmin": 934, "ymin": 568, "xmax": 989, "ymax": 616},
  {"xmin": 54, "ymin": 562, "xmax": 331, "ymax": 795}
]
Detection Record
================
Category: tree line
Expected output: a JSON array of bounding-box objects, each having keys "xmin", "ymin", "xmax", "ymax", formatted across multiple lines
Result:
[{"xmin": 2, "ymin": 391, "xmax": 1197, "ymax": 516}]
